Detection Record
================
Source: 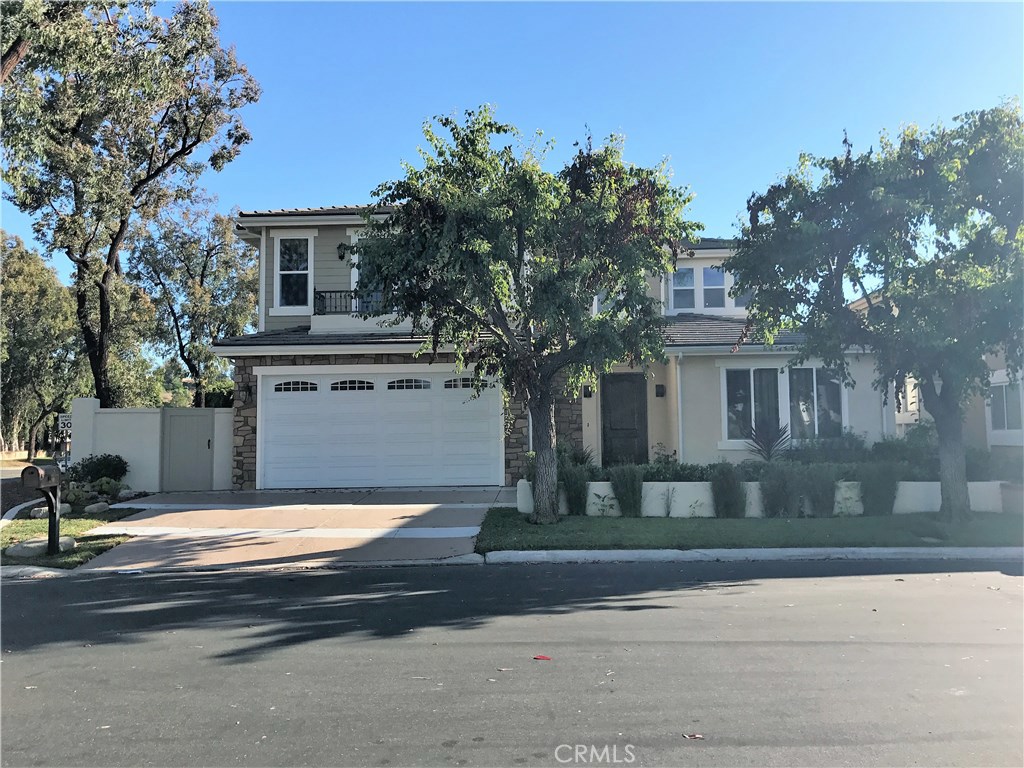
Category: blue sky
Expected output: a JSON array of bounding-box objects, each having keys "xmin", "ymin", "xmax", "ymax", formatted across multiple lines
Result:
[{"xmin": 3, "ymin": 1, "xmax": 1022, "ymax": 283}]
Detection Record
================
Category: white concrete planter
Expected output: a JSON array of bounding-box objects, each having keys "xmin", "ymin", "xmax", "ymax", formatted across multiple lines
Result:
[
  {"xmin": 514, "ymin": 478, "xmax": 1008, "ymax": 519},
  {"xmin": 515, "ymin": 480, "xmax": 567, "ymax": 516}
]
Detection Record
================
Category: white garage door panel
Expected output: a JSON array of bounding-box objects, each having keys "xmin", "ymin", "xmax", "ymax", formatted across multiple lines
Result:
[{"xmin": 260, "ymin": 371, "xmax": 502, "ymax": 488}]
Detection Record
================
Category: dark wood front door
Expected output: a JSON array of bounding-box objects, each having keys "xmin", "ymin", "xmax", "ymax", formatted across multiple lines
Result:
[{"xmin": 600, "ymin": 373, "xmax": 648, "ymax": 466}]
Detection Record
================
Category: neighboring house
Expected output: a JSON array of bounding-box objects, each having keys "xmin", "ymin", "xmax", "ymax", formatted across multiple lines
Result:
[{"xmin": 214, "ymin": 207, "xmax": 894, "ymax": 490}]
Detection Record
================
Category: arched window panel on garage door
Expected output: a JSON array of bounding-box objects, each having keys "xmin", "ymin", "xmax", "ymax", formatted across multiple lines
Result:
[
  {"xmin": 444, "ymin": 377, "xmax": 475, "ymax": 389},
  {"xmin": 387, "ymin": 378, "xmax": 431, "ymax": 390},
  {"xmin": 331, "ymin": 379, "xmax": 374, "ymax": 391},
  {"xmin": 273, "ymin": 380, "xmax": 318, "ymax": 393}
]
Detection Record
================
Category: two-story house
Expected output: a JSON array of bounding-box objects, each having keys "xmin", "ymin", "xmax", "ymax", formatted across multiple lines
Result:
[{"xmin": 215, "ymin": 207, "xmax": 893, "ymax": 491}]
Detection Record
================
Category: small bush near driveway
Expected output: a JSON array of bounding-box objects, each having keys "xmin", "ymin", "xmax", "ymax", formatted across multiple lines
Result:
[{"xmin": 710, "ymin": 462, "xmax": 746, "ymax": 518}]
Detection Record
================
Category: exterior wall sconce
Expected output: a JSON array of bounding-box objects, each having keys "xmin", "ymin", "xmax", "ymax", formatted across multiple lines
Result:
[
  {"xmin": 583, "ymin": 385, "xmax": 593, "ymax": 398},
  {"xmin": 655, "ymin": 384, "xmax": 666, "ymax": 398}
]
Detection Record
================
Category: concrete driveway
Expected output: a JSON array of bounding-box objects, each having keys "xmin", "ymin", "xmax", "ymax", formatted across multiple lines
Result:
[{"xmin": 81, "ymin": 487, "xmax": 513, "ymax": 571}]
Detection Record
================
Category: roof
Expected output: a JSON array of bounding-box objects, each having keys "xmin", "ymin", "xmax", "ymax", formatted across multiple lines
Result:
[
  {"xmin": 660, "ymin": 313, "xmax": 804, "ymax": 348},
  {"xmin": 215, "ymin": 315, "xmax": 803, "ymax": 352},
  {"xmin": 214, "ymin": 326, "xmax": 429, "ymax": 348},
  {"xmin": 683, "ymin": 237, "xmax": 736, "ymax": 251},
  {"xmin": 237, "ymin": 205, "xmax": 394, "ymax": 218}
]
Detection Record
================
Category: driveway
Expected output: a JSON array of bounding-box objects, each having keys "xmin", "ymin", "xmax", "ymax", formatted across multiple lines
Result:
[{"xmin": 81, "ymin": 487, "xmax": 514, "ymax": 571}]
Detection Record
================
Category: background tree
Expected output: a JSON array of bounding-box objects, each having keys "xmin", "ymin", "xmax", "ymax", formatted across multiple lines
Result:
[
  {"xmin": 0, "ymin": 232, "xmax": 89, "ymax": 458},
  {"xmin": 725, "ymin": 103, "xmax": 1023, "ymax": 522},
  {"xmin": 128, "ymin": 198, "xmax": 258, "ymax": 406},
  {"xmin": 354, "ymin": 107, "xmax": 699, "ymax": 523},
  {"xmin": 2, "ymin": 0, "xmax": 260, "ymax": 406},
  {"xmin": 0, "ymin": 0, "xmax": 89, "ymax": 83}
]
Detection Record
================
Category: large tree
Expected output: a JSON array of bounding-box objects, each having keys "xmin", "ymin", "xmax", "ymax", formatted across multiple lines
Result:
[
  {"xmin": 725, "ymin": 103, "xmax": 1023, "ymax": 522},
  {"xmin": 2, "ymin": 0, "xmax": 260, "ymax": 407},
  {"xmin": 353, "ymin": 107, "xmax": 699, "ymax": 523},
  {"xmin": 128, "ymin": 198, "xmax": 258, "ymax": 407},
  {"xmin": 0, "ymin": 232, "xmax": 89, "ymax": 458}
]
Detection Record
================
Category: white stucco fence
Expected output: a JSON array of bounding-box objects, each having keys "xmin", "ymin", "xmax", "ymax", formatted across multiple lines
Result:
[
  {"xmin": 71, "ymin": 398, "xmax": 233, "ymax": 493},
  {"xmin": 516, "ymin": 479, "xmax": 1007, "ymax": 517}
]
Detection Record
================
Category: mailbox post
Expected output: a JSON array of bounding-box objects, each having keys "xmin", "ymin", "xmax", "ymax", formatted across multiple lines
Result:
[{"xmin": 21, "ymin": 465, "xmax": 63, "ymax": 556}]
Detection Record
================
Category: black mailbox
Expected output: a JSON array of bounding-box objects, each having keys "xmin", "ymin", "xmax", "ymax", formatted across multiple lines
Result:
[
  {"xmin": 20, "ymin": 465, "xmax": 61, "ymax": 490},
  {"xmin": 19, "ymin": 465, "xmax": 63, "ymax": 555}
]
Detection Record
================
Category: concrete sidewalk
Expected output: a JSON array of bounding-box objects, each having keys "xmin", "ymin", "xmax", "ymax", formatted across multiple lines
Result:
[{"xmin": 80, "ymin": 487, "xmax": 514, "ymax": 571}]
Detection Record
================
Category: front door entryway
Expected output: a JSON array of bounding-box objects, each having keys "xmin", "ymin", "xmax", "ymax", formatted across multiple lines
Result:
[{"xmin": 600, "ymin": 373, "xmax": 648, "ymax": 466}]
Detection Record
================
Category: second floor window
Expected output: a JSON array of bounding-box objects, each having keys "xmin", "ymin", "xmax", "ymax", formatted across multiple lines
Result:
[
  {"xmin": 703, "ymin": 267, "xmax": 725, "ymax": 308},
  {"xmin": 278, "ymin": 237, "xmax": 310, "ymax": 307},
  {"xmin": 672, "ymin": 268, "xmax": 695, "ymax": 309}
]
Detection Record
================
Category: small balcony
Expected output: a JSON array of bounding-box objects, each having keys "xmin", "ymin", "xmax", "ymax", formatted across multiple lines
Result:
[
  {"xmin": 313, "ymin": 290, "xmax": 386, "ymax": 315},
  {"xmin": 310, "ymin": 289, "xmax": 404, "ymax": 334}
]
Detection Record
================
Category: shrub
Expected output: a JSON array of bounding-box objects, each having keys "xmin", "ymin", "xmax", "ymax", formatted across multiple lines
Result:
[
  {"xmin": 558, "ymin": 443, "xmax": 599, "ymax": 480},
  {"xmin": 991, "ymin": 451, "xmax": 1024, "ymax": 483},
  {"xmin": 736, "ymin": 460, "xmax": 768, "ymax": 482},
  {"xmin": 804, "ymin": 464, "xmax": 840, "ymax": 517},
  {"xmin": 67, "ymin": 453, "xmax": 129, "ymax": 484},
  {"xmin": 760, "ymin": 461, "xmax": 804, "ymax": 518},
  {"xmin": 858, "ymin": 462, "xmax": 903, "ymax": 516},
  {"xmin": 784, "ymin": 431, "xmax": 869, "ymax": 464},
  {"xmin": 608, "ymin": 464, "xmax": 644, "ymax": 518},
  {"xmin": 745, "ymin": 421, "xmax": 791, "ymax": 462},
  {"xmin": 710, "ymin": 462, "xmax": 747, "ymax": 518},
  {"xmin": 90, "ymin": 477, "xmax": 124, "ymax": 498},
  {"xmin": 641, "ymin": 462, "xmax": 710, "ymax": 483},
  {"xmin": 560, "ymin": 463, "xmax": 590, "ymax": 517}
]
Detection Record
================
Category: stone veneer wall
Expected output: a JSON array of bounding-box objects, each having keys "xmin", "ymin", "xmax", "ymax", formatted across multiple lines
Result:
[{"xmin": 231, "ymin": 354, "xmax": 583, "ymax": 489}]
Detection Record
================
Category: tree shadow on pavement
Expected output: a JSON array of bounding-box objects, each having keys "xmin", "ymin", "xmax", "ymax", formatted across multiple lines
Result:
[{"xmin": 2, "ymin": 558, "xmax": 1019, "ymax": 663}]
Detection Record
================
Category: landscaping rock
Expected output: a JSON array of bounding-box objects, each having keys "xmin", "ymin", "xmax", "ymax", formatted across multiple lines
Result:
[
  {"xmin": 27, "ymin": 503, "xmax": 71, "ymax": 519},
  {"xmin": 83, "ymin": 501, "xmax": 109, "ymax": 515},
  {"xmin": 4, "ymin": 536, "xmax": 76, "ymax": 558}
]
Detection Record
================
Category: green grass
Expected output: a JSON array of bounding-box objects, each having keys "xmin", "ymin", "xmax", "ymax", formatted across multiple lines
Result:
[
  {"xmin": 1, "ymin": 507, "xmax": 142, "ymax": 569},
  {"xmin": 474, "ymin": 508, "xmax": 1024, "ymax": 553}
]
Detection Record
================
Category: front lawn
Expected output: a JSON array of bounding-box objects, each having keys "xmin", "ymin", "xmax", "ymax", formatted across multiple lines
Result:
[
  {"xmin": 474, "ymin": 508, "xmax": 1024, "ymax": 553},
  {"xmin": 1, "ymin": 507, "xmax": 142, "ymax": 569}
]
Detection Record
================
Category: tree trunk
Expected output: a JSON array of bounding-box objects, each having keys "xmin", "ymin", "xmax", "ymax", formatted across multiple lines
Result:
[
  {"xmin": 75, "ymin": 269, "xmax": 114, "ymax": 408},
  {"xmin": 528, "ymin": 392, "xmax": 559, "ymax": 525},
  {"xmin": 0, "ymin": 36, "xmax": 30, "ymax": 84},
  {"xmin": 919, "ymin": 376, "xmax": 970, "ymax": 523},
  {"xmin": 27, "ymin": 423, "xmax": 38, "ymax": 461}
]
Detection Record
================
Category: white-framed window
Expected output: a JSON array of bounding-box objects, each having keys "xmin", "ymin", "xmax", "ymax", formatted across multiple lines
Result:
[
  {"xmin": 732, "ymin": 285, "xmax": 752, "ymax": 308},
  {"xmin": 990, "ymin": 382, "xmax": 1022, "ymax": 431},
  {"xmin": 271, "ymin": 229, "xmax": 317, "ymax": 314},
  {"xmin": 388, "ymin": 378, "xmax": 430, "ymax": 390},
  {"xmin": 274, "ymin": 380, "xmax": 317, "ymax": 393},
  {"xmin": 720, "ymin": 364, "xmax": 846, "ymax": 446},
  {"xmin": 724, "ymin": 368, "xmax": 780, "ymax": 439},
  {"xmin": 444, "ymin": 377, "xmax": 474, "ymax": 389},
  {"xmin": 331, "ymin": 379, "xmax": 374, "ymax": 391},
  {"xmin": 671, "ymin": 267, "xmax": 695, "ymax": 310},
  {"xmin": 787, "ymin": 367, "xmax": 843, "ymax": 439},
  {"xmin": 703, "ymin": 267, "xmax": 725, "ymax": 308}
]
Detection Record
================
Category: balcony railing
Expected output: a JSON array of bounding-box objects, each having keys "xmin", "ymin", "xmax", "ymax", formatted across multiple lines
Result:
[{"xmin": 313, "ymin": 290, "xmax": 387, "ymax": 315}]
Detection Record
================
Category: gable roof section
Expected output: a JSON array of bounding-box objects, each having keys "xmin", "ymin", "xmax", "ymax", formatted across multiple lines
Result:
[
  {"xmin": 238, "ymin": 205, "xmax": 395, "ymax": 218},
  {"xmin": 661, "ymin": 313, "xmax": 804, "ymax": 348}
]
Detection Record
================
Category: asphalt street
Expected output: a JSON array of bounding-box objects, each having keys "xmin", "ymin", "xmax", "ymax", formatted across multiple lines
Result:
[{"xmin": 2, "ymin": 560, "xmax": 1022, "ymax": 767}]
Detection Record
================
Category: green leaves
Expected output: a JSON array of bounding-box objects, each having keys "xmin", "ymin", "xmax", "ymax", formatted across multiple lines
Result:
[{"xmin": 355, "ymin": 105, "xmax": 700, "ymax": 400}]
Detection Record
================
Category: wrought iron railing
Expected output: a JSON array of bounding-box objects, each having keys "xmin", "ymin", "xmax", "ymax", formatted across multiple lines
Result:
[{"xmin": 313, "ymin": 290, "xmax": 387, "ymax": 315}]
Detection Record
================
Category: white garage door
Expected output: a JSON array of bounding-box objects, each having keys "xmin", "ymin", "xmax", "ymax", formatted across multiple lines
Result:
[{"xmin": 260, "ymin": 369, "xmax": 503, "ymax": 488}]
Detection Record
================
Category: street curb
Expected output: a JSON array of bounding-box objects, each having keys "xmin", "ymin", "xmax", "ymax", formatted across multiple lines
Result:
[
  {"xmin": 0, "ymin": 565, "xmax": 69, "ymax": 579},
  {"xmin": 78, "ymin": 552, "xmax": 486, "ymax": 574},
  {"xmin": 483, "ymin": 547, "xmax": 1024, "ymax": 564},
  {"xmin": 2, "ymin": 497, "xmax": 46, "ymax": 523}
]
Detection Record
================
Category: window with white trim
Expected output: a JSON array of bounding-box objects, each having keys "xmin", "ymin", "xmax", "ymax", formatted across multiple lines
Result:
[
  {"xmin": 277, "ymin": 238, "xmax": 310, "ymax": 307},
  {"xmin": 788, "ymin": 368, "xmax": 843, "ymax": 439},
  {"xmin": 331, "ymin": 380, "xmax": 374, "ymax": 391},
  {"xmin": 725, "ymin": 368, "xmax": 780, "ymax": 439},
  {"xmin": 703, "ymin": 267, "xmax": 725, "ymax": 308},
  {"xmin": 444, "ymin": 378, "xmax": 474, "ymax": 389},
  {"xmin": 991, "ymin": 382, "xmax": 1022, "ymax": 431},
  {"xmin": 387, "ymin": 378, "xmax": 431, "ymax": 390},
  {"xmin": 671, "ymin": 268, "xmax": 695, "ymax": 310},
  {"xmin": 274, "ymin": 380, "xmax": 317, "ymax": 393}
]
